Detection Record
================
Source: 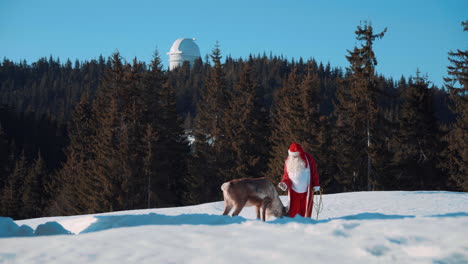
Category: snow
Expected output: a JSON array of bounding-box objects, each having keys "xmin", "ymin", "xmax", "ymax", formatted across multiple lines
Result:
[
  {"xmin": 0, "ymin": 218, "xmax": 34, "ymax": 238},
  {"xmin": 34, "ymin": 222, "xmax": 72, "ymax": 236},
  {"xmin": 1, "ymin": 191, "xmax": 467, "ymax": 263}
]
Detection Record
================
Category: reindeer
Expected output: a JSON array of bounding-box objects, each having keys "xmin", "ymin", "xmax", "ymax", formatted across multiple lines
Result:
[{"xmin": 221, "ymin": 177, "xmax": 289, "ymax": 221}]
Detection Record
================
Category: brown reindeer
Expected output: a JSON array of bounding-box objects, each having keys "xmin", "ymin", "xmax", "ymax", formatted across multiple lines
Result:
[{"xmin": 221, "ymin": 177, "xmax": 289, "ymax": 221}]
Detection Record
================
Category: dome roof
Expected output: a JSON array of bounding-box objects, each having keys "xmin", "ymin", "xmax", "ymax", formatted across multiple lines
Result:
[{"xmin": 167, "ymin": 38, "xmax": 201, "ymax": 57}]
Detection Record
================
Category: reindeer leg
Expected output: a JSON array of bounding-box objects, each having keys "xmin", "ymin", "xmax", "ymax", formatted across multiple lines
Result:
[
  {"xmin": 222, "ymin": 202, "xmax": 233, "ymax": 216},
  {"xmin": 261, "ymin": 198, "xmax": 272, "ymax": 222},
  {"xmin": 256, "ymin": 206, "xmax": 261, "ymax": 219},
  {"xmin": 231, "ymin": 199, "xmax": 248, "ymax": 216}
]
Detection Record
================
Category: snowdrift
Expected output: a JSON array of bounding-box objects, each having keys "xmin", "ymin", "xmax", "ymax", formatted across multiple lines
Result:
[
  {"xmin": 0, "ymin": 218, "xmax": 72, "ymax": 237},
  {"xmin": 1, "ymin": 191, "xmax": 467, "ymax": 264}
]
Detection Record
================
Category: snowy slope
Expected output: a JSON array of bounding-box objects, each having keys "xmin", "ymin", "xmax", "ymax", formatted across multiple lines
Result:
[{"xmin": 1, "ymin": 191, "xmax": 467, "ymax": 263}]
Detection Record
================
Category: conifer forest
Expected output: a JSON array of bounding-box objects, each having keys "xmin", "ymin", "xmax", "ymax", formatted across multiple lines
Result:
[{"xmin": 1, "ymin": 22, "xmax": 467, "ymax": 220}]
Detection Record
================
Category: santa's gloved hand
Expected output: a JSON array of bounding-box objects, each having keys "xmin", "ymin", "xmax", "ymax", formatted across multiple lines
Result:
[
  {"xmin": 313, "ymin": 186, "xmax": 321, "ymax": 193},
  {"xmin": 278, "ymin": 182, "xmax": 288, "ymax": 191}
]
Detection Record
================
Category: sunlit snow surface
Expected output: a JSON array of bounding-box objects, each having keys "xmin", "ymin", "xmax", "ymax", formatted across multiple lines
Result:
[{"xmin": 1, "ymin": 191, "xmax": 467, "ymax": 263}]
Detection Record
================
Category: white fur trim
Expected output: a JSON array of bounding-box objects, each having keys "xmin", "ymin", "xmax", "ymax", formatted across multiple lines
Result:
[{"xmin": 288, "ymin": 150, "xmax": 300, "ymax": 157}]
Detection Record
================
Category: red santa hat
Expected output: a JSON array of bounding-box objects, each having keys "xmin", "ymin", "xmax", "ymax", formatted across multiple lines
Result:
[{"xmin": 288, "ymin": 142, "xmax": 308, "ymax": 168}]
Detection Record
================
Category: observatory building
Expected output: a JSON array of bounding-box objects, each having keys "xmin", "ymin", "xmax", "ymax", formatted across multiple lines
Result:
[{"xmin": 167, "ymin": 38, "xmax": 201, "ymax": 70}]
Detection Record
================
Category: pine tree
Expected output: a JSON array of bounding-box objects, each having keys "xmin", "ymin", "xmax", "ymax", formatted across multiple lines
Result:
[
  {"xmin": 0, "ymin": 179, "xmax": 15, "ymax": 218},
  {"xmin": 0, "ymin": 124, "xmax": 9, "ymax": 190},
  {"xmin": 114, "ymin": 118, "xmax": 133, "ymax": 210},
  {"xmin": 87, "ymin": 53, "xmax": 149, "ymax": 211},
  {"xmin": 154, "ymin": 76, "xmax": 189, "ymax": 207},
  {"xmin": 53, "ymin": 92, "xmax": 101, "ymax": 215},
  {"xmin": 267, "ymin": 68, "xmax": 301, "ymax": 183},
  {"xmin": 299, "ymin": 69, "xmax": 322, "ymax": 152},
  {"xmin": 443, "ymin": 21, "xmax": 468, "ymax": 191},
  {"xmin": 188, "ymin": 42, "xmax": 228, "ymax": 204},
  {"xmin": 143, "ymin": 49, "xmax": 190, "ymax": 207},
  {"xmin": 315, "ymin": 116, "xmax": 340, "ymax": 193},
  {"xmin": 142, "ymin": 50, "xmax": 164, "ymax": 126},
  {"xmin": 20, "ymin": 152, "xmax": 45, "ymax": 218},
  {"xmin": 333, "ymin": 22, "xmax": 387, "ymax": 191},
  {"xmin": 89, "ymin": 52, "xmax": 127, "ymax": 212},
  {"xmin": 141, "ymin": 50, "xmax": 166, "ymax": 207},
  {"xmin": 266, "ymin": 65, "xmax": 324, "ymax": 185},
  {"xmin": 221, "ymin": 61, "xmax": 271, "ymax": 181},
  {"xmin": 0, "ymin": 137, "xmax": 16, "ymax": 217},
  {"xmin": 9, "ymin": 151, "xmax": 28, "ymax": 219},
  {"xmin": 117, "ymin": 59, "xmax": 146, "ymax": 209},
  {"xmin": 391, "ymin": 73, "xmax": 442, "ymax": 189},
  {"xmin": 143, "ymin": 50, "xmax": 189, "ymax": 206},
  {"xmin": 94, "ymin": 96, "xmax": 123, "ymax": 212},
  {"xmin": 0, "ymin": 129, "xmax": 15, "ymax": 217},
  {"xmin": 202, "ymin": 41, "xmax": 229, "ymax": 155},
  {"xmin": 142, "ymin": 124, "xmax": 158, "ymax": 208}
]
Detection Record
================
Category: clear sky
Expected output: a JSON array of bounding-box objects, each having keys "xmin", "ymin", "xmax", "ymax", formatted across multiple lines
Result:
[{"xmin": 1, "ymin": 0, "xmax": 466, "ymax": 87}]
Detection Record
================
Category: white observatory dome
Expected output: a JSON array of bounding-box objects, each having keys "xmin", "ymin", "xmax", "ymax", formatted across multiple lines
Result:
[{"xmin": 167, "ymin": 38, "xmax": 201, "ymax": 70}]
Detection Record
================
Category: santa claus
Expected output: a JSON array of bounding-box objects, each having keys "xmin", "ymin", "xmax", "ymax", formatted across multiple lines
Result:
[{"xmin": 278, "ymin": 143, "xmax": 320, "ymax": 218}]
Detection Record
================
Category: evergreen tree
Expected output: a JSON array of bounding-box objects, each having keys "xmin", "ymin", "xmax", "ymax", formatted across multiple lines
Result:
[
  {"xmin": 142, "ymin": 124, "xmax": 158, "ymax": 208},
  {"xmin": 143, "ymin": 50, "xmax": 165, "ymax": 125},
  {"xmin": 117, "ymin": 59, "xmax": 146, "ymax": 209},
  {"xmin": 54, "ymin": 92, "xmax": 100, "ymax": 215},
  {"xmin": 391, "ymin": 73, "xmax": 442, "ymax": 189},
  {"xmin": 443, "ymin": 21, "xmax": 468, "ymax": 191},
  {"xmin": 146, "ymin": 50, "xmax": 190, "ymax": 207},
  {"xmin": 333, "ymin": 22, "xmax": 387, "ymax": 191},
  {"xmin": 188, "ymin": 42, "xmax": 228, "ymax": 203},
  {"xmin": 89, "ymin": 52, "xmax": 127, "ymax": 212},
  {"xmin": 140, "ymin": 50, "xmax": 166, "ymax": 208},
  {"xmin": 267, "ymin": 68, "xmax": 306, "ymax": 183},
  {"xmin": 9, "ymin": 151, "xmax": 28, "ymax": 219},
  {"xmin": 155, "ymin": 80, "xmax": 190, "ymax": 206},
  {"xmin": 315, "ymin": 116, "xmax": 340, "ymax": 193},
  {"xmin": 299, "ymin": 70, "xmax": 322, "ymax": 152},
  {"xmin": 0, "ymin": 124, "xmax": 9, "ymax": 190},
  {"xmin": 0, "ymin": 130, "xmax": 15, "ymax": 217},
  {"xmin": 114, "ymin": 117, "xmax": 133, "ymax": 209},
  {"xmin": 86, "ymin": 53, "xmax": 147, "ymax": 211},
  {"xmin": 93, "ymin": 95, "xmax": 125, "ymax": 212},
  {"xmin": 0, "ymin": 179, "xmax": 15, "ymax": 218},
  {"xmin": 20, "ymin": 152, "xmax": 45, "ymax": 218},
  {"xmin": 267, "ymin": 67, "xmax": 324, "ymax": 185},
  {"xmin": 221, "ymin": 62, "xmax": 271, "ymax": 181}
]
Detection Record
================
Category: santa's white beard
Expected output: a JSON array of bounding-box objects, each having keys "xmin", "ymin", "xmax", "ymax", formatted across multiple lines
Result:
[{"xmin": 286, "ymin": 156, "xmax": 306, "ymax": 176}]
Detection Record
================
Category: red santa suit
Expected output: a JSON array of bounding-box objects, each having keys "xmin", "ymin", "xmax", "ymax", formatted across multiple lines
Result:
[{"xmin": 280, "ymin": 143, "xmax": 320, "ymax": 218}]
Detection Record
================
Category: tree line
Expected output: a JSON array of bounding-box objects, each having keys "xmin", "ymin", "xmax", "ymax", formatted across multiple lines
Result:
[{"xmin": 0, "ymin": 22, "xmax": 466, "ymax": 219}]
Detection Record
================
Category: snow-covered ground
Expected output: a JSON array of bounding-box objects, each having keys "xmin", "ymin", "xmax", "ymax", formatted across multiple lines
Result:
[{"xmin": 1, "ymin": 191, "xmax": 467, "ymax": 263}]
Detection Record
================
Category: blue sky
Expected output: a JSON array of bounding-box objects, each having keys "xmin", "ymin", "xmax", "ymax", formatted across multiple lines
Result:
[{"xmin": 1, "ymin": 0, "xmax": 466, "ymax": 87}]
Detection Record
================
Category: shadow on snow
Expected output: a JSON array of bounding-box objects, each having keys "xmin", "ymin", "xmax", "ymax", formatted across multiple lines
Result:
[
  {"xmin": 81, "ymin": 211, "xmax": 468, "ymax": 234},
  {"xmin": 81, "ymin": 213, "xmax": 247, "ymax": 233},
  {"xmin": 1, "ymin": 211, "xmax": 467, "ymax": 238}
]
